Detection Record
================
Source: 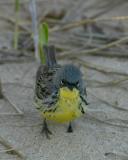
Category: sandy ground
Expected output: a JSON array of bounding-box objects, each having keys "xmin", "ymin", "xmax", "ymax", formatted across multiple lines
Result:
[
  {"xmin": 0, "ymin": 0, "xmax": 128, "ymax": 160},
  {"xmin": 0, "ymin": 55, "xmax": 128, "ymax": 160}
]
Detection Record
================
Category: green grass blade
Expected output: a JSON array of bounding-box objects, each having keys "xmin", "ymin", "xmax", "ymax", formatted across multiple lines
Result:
[{"xmin": 38, "ymin": 22, "xmax": 49, "ymax": 64}]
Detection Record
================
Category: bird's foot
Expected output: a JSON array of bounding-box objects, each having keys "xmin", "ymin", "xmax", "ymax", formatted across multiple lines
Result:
[
  {"xmin": 42, "ymin": 120, "xmax": 52, "ymax": 139},
  {"xmin": 67, "ymin": 122, "xmax": 73, "ymax": 133}
]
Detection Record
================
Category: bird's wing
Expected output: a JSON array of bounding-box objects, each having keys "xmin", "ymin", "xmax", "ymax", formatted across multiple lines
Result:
[
  {"xmin": 34, "ymin": 64, "xmax": 60, "ymax": 111},
  {"xmin": 80, "ymin": 85, "xmax": 89, "ymax": 105}
]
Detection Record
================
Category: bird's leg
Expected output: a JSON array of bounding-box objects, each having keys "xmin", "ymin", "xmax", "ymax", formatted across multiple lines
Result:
[
  {"xmin": 42, "ymin": 119, "xmax": 52, "ymax": 139},
  {"xmin": 80, "ymin": 95, "xmax": 89, "ymax": 105},
  {"xmin": 67, "ymin": 122, "xmax": 73, "ymax": 133}
]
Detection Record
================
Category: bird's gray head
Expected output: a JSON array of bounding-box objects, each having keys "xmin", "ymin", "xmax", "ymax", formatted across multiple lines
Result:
[{"xmin": 54, "ymin": 64, "xmax": 83, "ymax": 91}]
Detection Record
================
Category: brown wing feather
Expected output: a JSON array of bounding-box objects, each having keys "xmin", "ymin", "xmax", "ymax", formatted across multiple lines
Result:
[
  {"xmin": 35, "ymin": 64, "xmax": 60, "ymax": 108},
  {"xmin": 34, "ymin": 45, "xmax": 60, "ymax": 110}
]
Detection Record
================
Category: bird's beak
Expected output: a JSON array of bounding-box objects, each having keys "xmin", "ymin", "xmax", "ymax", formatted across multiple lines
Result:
[{"xmin": 68, "ymin": 85, "xmax": 74, "ymax": 91}]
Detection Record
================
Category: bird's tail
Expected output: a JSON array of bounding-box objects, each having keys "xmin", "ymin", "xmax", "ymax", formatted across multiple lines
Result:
[{"xmin": 43, "ymin": 45, "xmax": 57, "ymax": 67}]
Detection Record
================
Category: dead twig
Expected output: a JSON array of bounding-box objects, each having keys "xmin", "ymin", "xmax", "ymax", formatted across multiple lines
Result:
[
  {"xmin": 51, "ymin": 16, "xmax": 128, "ymax": 32},
  {"xmin": 0, "ymin": 49, "xmax": 34, "ymax": 64},
  {"xmin": 0, "ymin": 148, "xmax": 15, "ymax": 153},
  {"xmin": 88, "ymin": 91, "xmax": 128, "ymax": 112},
  {"xmin": 0, "ymin": 135, "xmax": 26, "ymax": 159},
  {"xmin": 104, "ymin": 152, "xmax": 128, "ymax": 159},
  {"xmin": 96, "ymin": 77, "xmax": 128, "ymax": 87},
  {"xmin": 85, "ymin": 78, "xmax": 128, "ymax": 91},
  {"xmin": 73, "ymin": 57, "xmax": 128, "ymax": 77},
  {"xmin": 88, "ymin": 51, "xmax": 128, "ymax": 58},
  {"xmin": 86, "ymin": 113, "xmax": 128, "ymax": 129},
  {"xmin": 0, "ymin": 48, "xmax": 34, "ymax": 57},
  {"xmin": 3, "ymin": 82, "xmax": 33, "ymax": 89},
  {"xmin": 0, "ymin": 80, "xmax": 24, "ymax": 116},
  {"xmin": 0, "ymin": 15, "xmax": 30, "ymax": 33},
  {"xmin": 0, "ymin": 80, "xmax": 4, "ymax": 99},
  {"xmin": 3, "ymin": 96, "xmax": 24, "ymax": 116},
  {"xmin": 59, "ymin": 36, "xmax": 128, "ymax": 58},
  {"xmin": 0, "ymin": 113, "xmax": 24, "ymax": 116}
]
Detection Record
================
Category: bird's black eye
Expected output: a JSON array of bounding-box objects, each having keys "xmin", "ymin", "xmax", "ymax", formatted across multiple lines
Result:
[
  {"xmin": 61, "ymin": 80, "xmax": 64, "ymax": 85},
  {"xmin": 76, "ymin": 81, "xmax": 79, "ymax": 87}
]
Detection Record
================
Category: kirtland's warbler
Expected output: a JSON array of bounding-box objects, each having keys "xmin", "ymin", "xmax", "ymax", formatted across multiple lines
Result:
[{"xmin": 34, "ymin": 45, "xmax": 88, "ymax": 138}]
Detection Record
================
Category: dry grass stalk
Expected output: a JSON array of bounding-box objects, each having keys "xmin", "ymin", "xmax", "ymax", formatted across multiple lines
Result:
[
  {"xmin": 0, "ymin": 135, "xmax": 26, "ymax": 159},
  {"xmin": 58, "ymin": 36, "xmax": 128, "ymax": 58},
  {"xmin": 88, "ymin": 91, "xmax": 128, "ymax": 112},
  {"xmin": 87, "ymin": 112, "xmax": 128, "ymax": 129},
  {"xmin": 72, "ymin": 57, "xmax": 128, "ymax": 77},
  {"xmin": 0, "ymin": 80, "xmax": 4, "ymax": 99},
  {"xmin": 0, "ymin": 80, "xmax": 24, "ymax": 116},
  {"xmin": 0, "ymin": 15, "xmax": 29, "ymax": 32},
  {"xmin": 96, "ymin": 77, "xmax": 128, "ymax": 87},
  {"xmin": 51, "ymin": 16, "xmax": 128, "ymax": 32},
  {"xmin": 3, "ymin": 96, "xmax": 24, "ymax": 116}
]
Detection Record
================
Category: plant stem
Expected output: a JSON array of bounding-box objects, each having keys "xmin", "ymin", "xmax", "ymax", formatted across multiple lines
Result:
[
  {"xmin": 29, "ymin": 0, "xmax": 40, "ymax": 62},
  {"xmin": 0, "ymin": 135, "xmax": 26, "ymax": 159},
  {"xmin": 13, "ymin": 0, "xmax": 20, "ymax": 49},
  {"xmin": 0, "ymin": 80, "xmax": 4, "ymax": 99}
]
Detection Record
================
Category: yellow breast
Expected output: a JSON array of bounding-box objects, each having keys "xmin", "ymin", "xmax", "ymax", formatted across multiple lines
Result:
[{"xmin": 41, "ymin": 87, "xmax": 83, "ymax": 123}]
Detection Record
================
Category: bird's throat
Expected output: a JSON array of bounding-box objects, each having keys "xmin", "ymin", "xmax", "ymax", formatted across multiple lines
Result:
[{"xmin": 59, "ymin": 87, "xmax": 79, "ymax": 100}]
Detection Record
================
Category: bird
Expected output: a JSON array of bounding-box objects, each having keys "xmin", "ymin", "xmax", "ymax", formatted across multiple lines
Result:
[{"xmin": 34, "ymin": 45, "xmax": 88, "ymax": 138}]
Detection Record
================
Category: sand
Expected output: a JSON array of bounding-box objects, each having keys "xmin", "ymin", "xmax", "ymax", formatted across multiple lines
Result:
[{"xmin": 0, "ymin": 57, "xmax": 128, "ymax": 160}]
